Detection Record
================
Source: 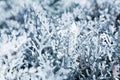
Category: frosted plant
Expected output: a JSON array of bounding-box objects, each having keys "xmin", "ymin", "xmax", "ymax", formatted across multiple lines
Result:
[{"xmin": 0, "ymin": 0, "xmax": 120, "ymax": 80}]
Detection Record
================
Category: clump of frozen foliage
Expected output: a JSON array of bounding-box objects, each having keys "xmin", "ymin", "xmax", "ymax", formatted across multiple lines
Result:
[{"xmin": 0, "ymin": 0, "xmax": 120, "ymax": 80}]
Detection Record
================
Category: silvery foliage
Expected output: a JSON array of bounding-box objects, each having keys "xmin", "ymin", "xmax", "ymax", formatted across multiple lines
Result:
[{"xmin": 0, "ymin": 0, "xmax": 120, "ymax": 80}]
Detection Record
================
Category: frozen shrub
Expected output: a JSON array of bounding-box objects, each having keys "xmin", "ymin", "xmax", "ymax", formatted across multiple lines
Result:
[{"xmin": 0, "ymin": 0, "xmax": 120, "ymax": 80}]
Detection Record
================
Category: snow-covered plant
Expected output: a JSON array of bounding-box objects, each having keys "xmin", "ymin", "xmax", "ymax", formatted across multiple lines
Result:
[{"xmin": 0, "ymin": 0, "xmax": 120, "ymax": 80}]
